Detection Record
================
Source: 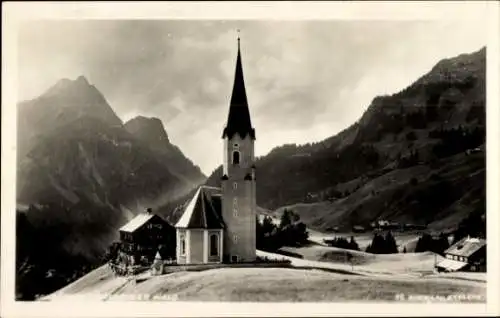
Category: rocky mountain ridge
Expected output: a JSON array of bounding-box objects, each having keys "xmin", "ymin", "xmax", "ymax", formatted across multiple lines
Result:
[
  {"xmin": 16, "ymin": 76, "xmax": 205, "ymax": 300},
  {"xmin": 204, "ymin": 47, "xmax": 486, "ymax": 232}
]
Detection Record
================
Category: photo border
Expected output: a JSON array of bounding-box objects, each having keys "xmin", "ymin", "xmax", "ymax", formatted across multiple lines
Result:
[{"xmin": 2, "ymin": 1, "xmax": 499, "ymax": 317}]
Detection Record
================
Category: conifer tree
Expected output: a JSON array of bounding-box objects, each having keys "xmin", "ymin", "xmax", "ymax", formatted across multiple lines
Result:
[
  {"xmin": 349, "ymin": 236, "xmax": 360, "ymax": 251},
  {"xmin": 280, "ymin": 209, "xmax": 292, "ymax": 229},
  {"xmin": 385, "ymin": 231, "xmax": 399, "ymax": 254}
]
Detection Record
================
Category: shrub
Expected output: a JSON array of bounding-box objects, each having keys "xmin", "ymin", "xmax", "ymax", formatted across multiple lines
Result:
[
  {"xmin": 255, "ymin": 256, "xmax": 291, "ymax": 264},
  {"xmin": 324, "ymin": 236, "xmax": 360, "ymax": 251},
  {"xmin": 104, "ymin": 241, "xmax": 121, "ymax": 263}
]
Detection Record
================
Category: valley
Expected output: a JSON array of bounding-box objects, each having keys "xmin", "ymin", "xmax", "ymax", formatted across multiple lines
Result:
[
  {"xmin": 16, "ymin": 46, "xmax": 486, "ymax": 301},
  {"xmin": 205, "ymin": 47, "xmax": 485, "ymax": 233}
]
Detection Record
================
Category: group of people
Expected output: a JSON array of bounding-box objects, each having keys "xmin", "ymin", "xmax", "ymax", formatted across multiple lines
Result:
[
  {"xmin": 108, "ymin": 252, "xmax": 178, "ymax": 276},
  {"xmin": 109, "ymin": 261, "xmax": 144, "ymax": 276}
]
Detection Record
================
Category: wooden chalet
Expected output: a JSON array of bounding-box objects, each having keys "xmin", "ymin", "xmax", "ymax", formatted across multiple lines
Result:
[
  {"xmin": 435, "ymin": 236, "xmax": 486, "ymax": 272},
  {"xmin": 118, "ymin": 208, "xmax": 176, "ymax": 266}
]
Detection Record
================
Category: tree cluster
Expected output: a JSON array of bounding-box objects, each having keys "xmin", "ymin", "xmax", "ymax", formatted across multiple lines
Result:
[
  {"xmin": 414, "ymin": 233, "xmax": 450, "ymax": 255},
  {"xmin": 247, "ymin": 139, "xmax": 384, "ymax": 210},
  {"xmin": 397, "ymin": 149, "xmax": 420, "ymax": 169},
  {"xmin": 256, "ymin": 209, "xmax": 309, "ymax": 252},
  {"xmin": 407, "ymin": 111, "xmax": 428, "ymax": 129},
  {"xmin": 16, "ymin": 208, "xmax": 99, "ymax": 300},
  {"xmin": 466, "ymin": 100, "xmax": 485, "ymax": 124},
  {"xmin": 365, "ymin": 231, "xmax": 398, "ymax": 254},
  {"xmin": 405, "ymin": 131, "xmax": 418, "ymax": 141},
  {"xmin": 430, "ymin": 126, "xmax": 485, "ymax": 158},
  {"xmin": 452, "ymin": 207, "xmax": 486, "ymax": 244}
]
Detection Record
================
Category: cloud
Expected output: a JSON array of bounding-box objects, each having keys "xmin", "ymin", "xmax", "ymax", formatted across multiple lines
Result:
[{"xmin": 18, "ymin": 20, "xmax": 487, "ymax": 174}]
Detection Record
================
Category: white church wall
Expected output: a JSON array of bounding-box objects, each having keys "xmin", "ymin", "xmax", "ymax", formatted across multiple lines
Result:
[
  {"xmin": 188, "ymin": 229, "xmax": 204, "ymax": 264},
  {"xmin": 203, "ymin": 230, "xmax": 208, "ymax": 263},
  {"xmin": 176, "ymin": 229, "xmax": 187, "ymax": 264}
]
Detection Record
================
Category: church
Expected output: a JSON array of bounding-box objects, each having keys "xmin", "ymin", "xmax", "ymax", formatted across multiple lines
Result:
[{"xmin": 174, "ymin": 36, "xmax": 257, "ymax": 264}]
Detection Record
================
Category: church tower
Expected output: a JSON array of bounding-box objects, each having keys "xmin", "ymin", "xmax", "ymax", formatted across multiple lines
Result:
[{"xmin": 221, "ymin": 35, "xmax": 256, "ymax": 263}]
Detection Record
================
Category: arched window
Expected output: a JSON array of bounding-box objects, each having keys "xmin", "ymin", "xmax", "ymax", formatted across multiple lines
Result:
[
  {"xmin": 232, "ymin": 151, "xmax": 240, "ymax": 164},
  {"xmin": 180, "ymin": 236, "xmax": 186, "ymax": 256},
  {"xmin": 210, "ymin": 234, "xmax": 219, "ymax": 256}
]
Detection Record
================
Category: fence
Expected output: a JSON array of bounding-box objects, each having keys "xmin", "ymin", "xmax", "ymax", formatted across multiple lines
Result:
[
  {"xmin": 109, "ymin": 263, "xmax": 149, "ymax": 276},
  {"xmin": 110, "ymin": 257, "xmax": 292, "ymax": 276},
  {"xmin": 159, "ymin": 260, "xmax": 293, "ymax": 275}
]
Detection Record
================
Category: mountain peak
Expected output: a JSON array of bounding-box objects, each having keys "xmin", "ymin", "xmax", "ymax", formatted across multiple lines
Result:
[
  {"xmin": 123, "ymin": 115, "xmax": 206, "ymax": 183},
  {"xmin": 76, "ymin": 75, "xmax": 90, "ymax": 85},
  {"xmin": 124, "ymin": 116, "xmax": 170, "ymax": 144},
  {"xmin": 44, "ymin": 75, "xmax": 95, "ymax": 98},
  {"xmin": 420, "ymin": 46, "xmax": 486, "ymax": 86},
  {"xmin": 18, "ymin": 76, "xmax": 123, "ymax": 140}
]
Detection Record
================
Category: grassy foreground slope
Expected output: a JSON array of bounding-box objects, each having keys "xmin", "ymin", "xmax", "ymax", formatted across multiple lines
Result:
[
  {"xmin": 47, "ymin": 266, "xmax": 485, "ymax": 302},
  {"xmin": 46, "ymin": 251, "xmax": 485, "ymax": 303}
]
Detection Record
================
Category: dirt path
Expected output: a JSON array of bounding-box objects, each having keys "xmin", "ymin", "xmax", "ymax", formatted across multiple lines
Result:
[
  {"xmin": 257, "ymin": 250, "xmax": 407, "ymax": 278},
  {"xmin": 256, "ymin": 249, "xmax": 486, "ymax": 286}
]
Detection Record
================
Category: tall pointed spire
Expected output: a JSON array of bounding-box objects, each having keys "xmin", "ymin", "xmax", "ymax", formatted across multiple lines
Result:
[{"xmin": 222, "ymin": 31, "xmax": 255, "ymax": 140}]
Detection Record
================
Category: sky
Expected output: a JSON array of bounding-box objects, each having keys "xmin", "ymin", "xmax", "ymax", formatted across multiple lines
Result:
[{"xmin": 17, "ymin": 20, "xmax": 487, "ymax": 175}]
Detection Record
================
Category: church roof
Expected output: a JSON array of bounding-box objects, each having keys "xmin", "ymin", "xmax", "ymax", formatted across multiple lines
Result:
[
  {"xmin": 222, "ymin": 37, "xmax": 255, "ymax": 140},
  {"xmin": 175, "ymin": 186, "xmax": 225, "ymax": 229}
]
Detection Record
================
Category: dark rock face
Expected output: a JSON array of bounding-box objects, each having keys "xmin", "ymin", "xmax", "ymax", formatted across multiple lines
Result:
[
  {"xmin": 124, "ymin": 116, "xmax": 205, "ymax": 185},
  {"xmin": 17, "ymin": 76, "xmax": 204, "ymax": 208},
  {"xmin": 124, "ymin": 116, "xmax": 170, "ymax": 144}
]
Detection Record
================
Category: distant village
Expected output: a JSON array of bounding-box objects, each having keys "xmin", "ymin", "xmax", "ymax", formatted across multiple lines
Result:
[{"xmin": 324, "ymin": 219, "xmax": 428, "ymax": 234}]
